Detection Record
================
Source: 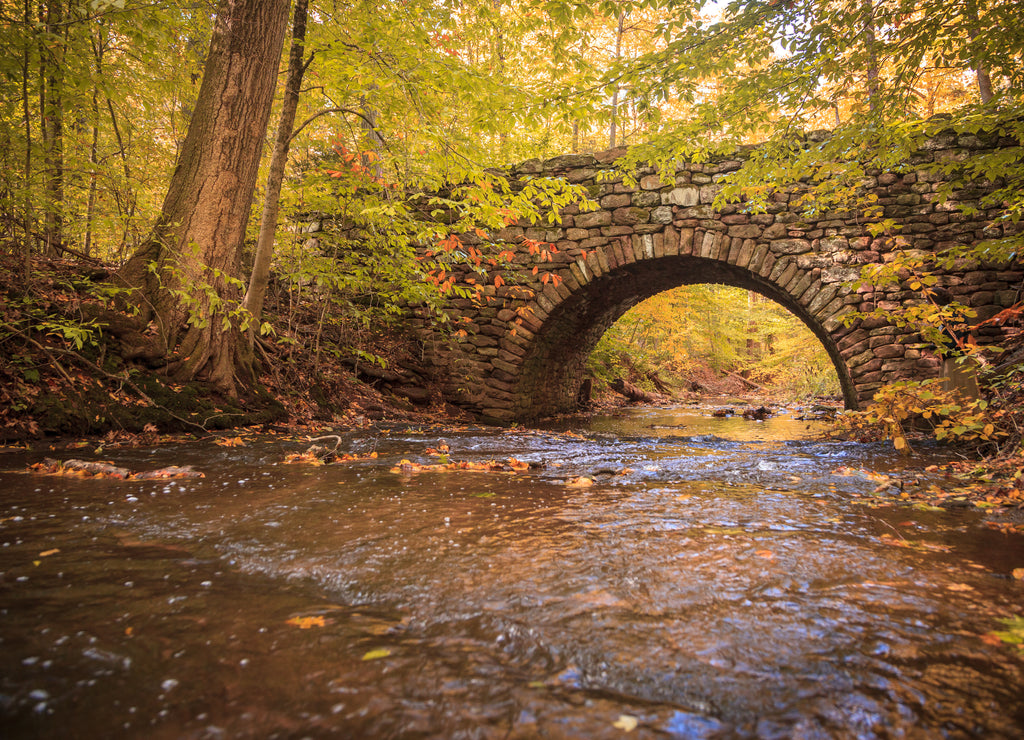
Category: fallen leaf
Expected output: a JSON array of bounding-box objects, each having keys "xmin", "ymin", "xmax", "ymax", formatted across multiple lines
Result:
[
  {"xmin": 39, "ymin": 548, "xmax": 60, "ymax": 557},
  {"xmin": 612, "ymin": 715, "xmax": 638, "ymax": 732},
  {"xmin": 947, "ymin": 583, "xmax": 975, "ymax": 592},
  {"xmin": 1012, "ymin": 568, "xmax": 1024, "ymax": 581},
  {"xmin": 286, "ymin": 616, "xmax": 326, "ymax": 629},
  {"xmin": 565, "ymin": 476, "xmax": 594, "ymax": 487},
  {"xmin": 362, "ymin": 648, "xmax": 392, "ymax": 661},
  {"xmin": 754, "ymin": 550, "xmax": 775, "ymax": 559}
]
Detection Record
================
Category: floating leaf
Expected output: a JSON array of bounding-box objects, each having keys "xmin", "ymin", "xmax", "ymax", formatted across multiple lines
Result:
[
  {"xmin": 565, "ymin": 476, "xmax": 594, "ymax": 487},
  {"xmin": 612, "ymin": 715, "xmax": 638, "ymax": 732},
  {"xmin": 362, "ymin": 648, "xmax": 392, "ymax": 661},
  {"xmin": 39, "ymin": 548, "xmax": 60, "ymax": 557},
  {"xmin": 286, "ymin": 616, "xmax": 326, "ymax": 629},
  {"xmin": 989, "ymin": 616, "xmax": 1024, "ymax": 647}
]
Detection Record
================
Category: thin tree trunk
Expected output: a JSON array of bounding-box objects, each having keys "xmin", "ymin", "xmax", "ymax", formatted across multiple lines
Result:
[
  {"xmin": 862, "ymin": 0, "xmax": 879, "ymax": 112},
  {"xmin": 115, "ymin": 0, "xmax": 291, "ymax": 398},
  {"xmin": 609, "ymin": 10, "xmax": 626, "ymax": 148},
  {"xmin": 965, "ymin": 0, "xmax": 994, "ymax": 103},
  {"xmin": 243, "ymin": 0, "xmax": 309, "ymax": 336},
  {"xmin": 41, "ymin": 0, "xmax": 64, "ymax": 257},
  {"xmin": 93, "ymin": 20, "xmax": 137, "ymax": 258},
  {"xmin": 359, "ymin": 89, "xmax": 384, "ymax": 178},
  {"xmin": 84, "ymin": 100, "xmax": 99, "ymax": 257},
  {"xmin": 21, "ymin": 0, "xmax": 34, "ymax": 279},
  {"xmin": 84, "ymin": 23, "xmax": 105, "ymax": 258}
]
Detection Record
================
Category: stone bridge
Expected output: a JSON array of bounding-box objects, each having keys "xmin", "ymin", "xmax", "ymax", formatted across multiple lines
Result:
[{"xmin": 410, "ymin": 138, "xmax": 1022, "ymax": 423}]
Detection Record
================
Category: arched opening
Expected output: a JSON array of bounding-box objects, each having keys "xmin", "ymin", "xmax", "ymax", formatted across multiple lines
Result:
[
  {"xmin": 511, "ymin": 255, "xmax": 857, "ymax": 421},
  {"xmin": 587, "ymin": 284, "xmax": 840, "ymax": 401}
]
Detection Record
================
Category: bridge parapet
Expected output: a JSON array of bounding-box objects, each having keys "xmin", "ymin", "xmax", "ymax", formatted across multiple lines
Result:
[{"xmin": 404, "ymin": 140, "xmax": 1021, "ymax": 423}]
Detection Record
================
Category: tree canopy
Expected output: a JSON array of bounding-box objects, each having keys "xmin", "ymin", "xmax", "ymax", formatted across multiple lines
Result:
[{"xmin": 0, "ymin": 0, "xmax": 1019, "ymax": 394}]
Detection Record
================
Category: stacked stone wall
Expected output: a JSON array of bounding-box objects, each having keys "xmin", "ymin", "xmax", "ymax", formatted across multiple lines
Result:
[{"xmin": 400, "ymin": 139, "xmax": 1022, "ymax": 422}]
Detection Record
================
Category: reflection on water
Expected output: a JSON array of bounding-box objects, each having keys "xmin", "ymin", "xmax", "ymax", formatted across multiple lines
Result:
[{"xmin": 1, "ymin": 405, "xmax": 1023, "ymax": 738}]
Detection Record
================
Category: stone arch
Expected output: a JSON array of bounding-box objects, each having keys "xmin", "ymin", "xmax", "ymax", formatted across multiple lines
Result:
[
  {"xmin": 418, "ymin": 143, "xmax": 1021, "ymax": 424},
  {"xmin": 507, "ymin": 253, "xmax": 856, "ymax": 422}
]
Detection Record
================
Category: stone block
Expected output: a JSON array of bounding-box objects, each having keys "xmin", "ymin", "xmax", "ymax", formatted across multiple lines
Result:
[
  {"xmin": 601, "ymin": 194, "xmax": 631, "ymax": 209},
  {"xmin": 728, "ymin": 224, "xmax": 762, "ymax": 239},
  {"xmin": 575, "ymin": 210, "xmax": 612, "ymax": 228},
  {"xmin": 613, "ymin": 207, "xmax": 650, "ymax": 225},
  {"xmin": 653, "ymin": 232, "xmax": 665, "ymax": 258},
  {"xmin": 735, "ymin": 239, "xmax": 754, "ymax": 268},
  {"xmin": 770, "ymin": 238, "xmax": 812, "ymax": 255},
  {"xmin": 726, "ymin": 237, "xmax": 744, "ymax": 264},
  {"xmin": 679, "ymin": 228, "xmax": 695, "ymax": 255},
  {"xmin": 665, "ymin": 186, "xmax": 699, "ymax": 206},
  {"xmin": 632, "ymin": 191, "xmax": 661, "ymax": 207},
  {"xmin": 872, "ymin": 344, "xmax": 905, "ymax": 359},
  {"xmin": 699, "ymin": 231, "xmax": 716, "ymax": 258},
  {"xmin": 777, "ymin": 261, "xmax": 798, "ymax": 288},
  {"xmin": 569, "ymin": 260, "xmax": 590, "ymax": 285},
  {"xmin": 748, "ymin": 244, "xmax": 770, "ymax": 273},
  {"xmin": 651, "ymin": 206, "xmax": 673, "ymax": 224},
  {"xmin": 699, "ymin": 184, "xmax": 723, "ymax": 204}
]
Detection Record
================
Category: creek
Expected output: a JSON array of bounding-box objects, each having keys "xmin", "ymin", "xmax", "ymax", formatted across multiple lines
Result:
[{"xmin": 2, "ymin": 404, "xmax": 1023, "ymax": 738}]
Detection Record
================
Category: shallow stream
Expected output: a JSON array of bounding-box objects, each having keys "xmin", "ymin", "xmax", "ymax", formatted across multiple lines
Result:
[{"xmin": 2, "ymin": 405, "xmax": 1023, "ymax": 738}]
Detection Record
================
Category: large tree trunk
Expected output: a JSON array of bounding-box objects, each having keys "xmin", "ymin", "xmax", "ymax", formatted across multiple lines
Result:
[{"xmin": 115, "ymin": 0, "xmax": 290, "ymax": 398}]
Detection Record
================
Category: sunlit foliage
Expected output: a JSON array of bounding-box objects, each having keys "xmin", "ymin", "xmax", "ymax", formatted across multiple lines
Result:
[{"xmin": 589, "ymin": 285, "xmax": 841, "ymax": 398}]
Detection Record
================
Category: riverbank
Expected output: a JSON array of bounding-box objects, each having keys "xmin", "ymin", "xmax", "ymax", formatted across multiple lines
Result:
[{"xmin": 0, "ymin": 254, "xmax": 471, "ymax": 444}]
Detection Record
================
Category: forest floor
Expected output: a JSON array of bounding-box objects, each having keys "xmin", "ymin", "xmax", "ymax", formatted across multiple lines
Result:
[
  {"xmin": 2, "ymin": 254, "xmax": 1023, "ymax": 530},
  {"xmin": 0, "ymin": 254, "xmax": 474, "ymax": 444}
]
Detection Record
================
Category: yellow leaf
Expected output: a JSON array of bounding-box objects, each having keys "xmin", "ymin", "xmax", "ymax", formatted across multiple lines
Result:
[
  {"xmin": 362, "ymin": 648, "xmax": 392, "ymax": 661},
  {"xmin": 39, "ymin": 548, "xmax": 60, "ymax": 557},
  {"xmin": 286, "ymin": 616, "xmax": 326, "ymax": 629},
  {"xmin": 893, "ymin": 436, "xmax": 906, "ymax": 450},
  {"xmin": 612, "ymin": 715, "xmax": 638, "ymax": 732},
  {"xmin": 983, "ymin": 424, "xmax": 994, "ymax": 436},
  {"xmin": 1012, "ymin": 568, "xmax": 1024, "ymax": 580}
]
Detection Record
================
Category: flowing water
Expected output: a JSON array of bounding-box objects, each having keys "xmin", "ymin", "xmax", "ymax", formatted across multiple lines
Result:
[{"xmin": 2, "ymin": 405, "xmax": 1023, "ymax": 738}]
